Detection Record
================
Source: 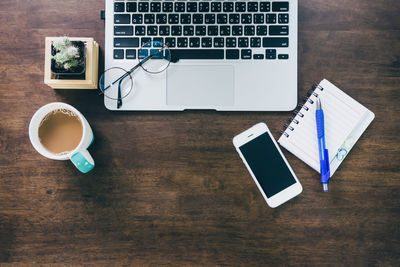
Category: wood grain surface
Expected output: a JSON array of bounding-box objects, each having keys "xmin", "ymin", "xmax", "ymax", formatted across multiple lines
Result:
[{"xmin": 0, "ymin": 0, "xmax": 399, "ymax": 265}]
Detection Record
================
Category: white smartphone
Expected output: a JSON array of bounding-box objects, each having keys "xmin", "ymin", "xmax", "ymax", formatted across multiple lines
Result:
[{"xmin": 233, "ymin": 122, "xmax": 303, "ymax": 208}]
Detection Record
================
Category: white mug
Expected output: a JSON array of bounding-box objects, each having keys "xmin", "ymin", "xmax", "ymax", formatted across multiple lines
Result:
[{"xmin": 29, "ymin": 102, "xmax": 95, "ymax": 173}]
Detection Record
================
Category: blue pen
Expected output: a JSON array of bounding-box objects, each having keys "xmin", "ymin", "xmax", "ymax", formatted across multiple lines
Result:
[{"xmin": 316, "ymin": 98, "xmax": 331, "ymax": 192}]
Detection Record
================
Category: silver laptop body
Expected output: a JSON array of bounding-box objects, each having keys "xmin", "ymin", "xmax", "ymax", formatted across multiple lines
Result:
[{"xmin": 105, "ymin": 0, "xmax": 297, "ymax": 111}]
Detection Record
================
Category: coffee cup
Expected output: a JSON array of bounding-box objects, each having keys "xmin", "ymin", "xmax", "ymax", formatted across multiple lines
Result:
[{"xmin": 29, "ymin": 102, "xmax": 95, "ymax": 173}]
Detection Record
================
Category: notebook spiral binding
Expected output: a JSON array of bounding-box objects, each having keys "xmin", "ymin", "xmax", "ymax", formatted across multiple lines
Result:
[{"xmin": 280, "ymin": 83, "xmax": 325, "ymax": 138}]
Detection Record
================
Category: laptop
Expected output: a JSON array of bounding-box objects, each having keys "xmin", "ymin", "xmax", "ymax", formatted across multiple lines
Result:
[{"xmin": 104, "ymin": 0, "xmax": 297, "ymax": 111}]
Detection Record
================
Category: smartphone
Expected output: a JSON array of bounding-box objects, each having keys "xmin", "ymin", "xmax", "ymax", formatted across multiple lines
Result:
[{"xmin": 233, "ymin": 122, "xmax": 302, "ymax": 208}]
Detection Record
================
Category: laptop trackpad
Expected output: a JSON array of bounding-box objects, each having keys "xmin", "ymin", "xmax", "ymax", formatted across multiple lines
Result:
[{"xmin": 167, "ymin": 65, "xmax": 234, "ymax": 107}]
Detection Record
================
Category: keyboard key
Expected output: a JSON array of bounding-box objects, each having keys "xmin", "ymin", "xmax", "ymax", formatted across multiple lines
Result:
[
  {"xmin": 279, "ymin": 14, "xmax": 289, "ymax": 24},
  {"xmin": 208, "ymin": 26, "xmax": 219, "ymax": 36},
  {"xmin": 226, "ymin": 49, "xmax": 239, "ymax": 59},
  {"xmin": 196, "ymin": 26, "xmax": 206, "ymax": 36},
  {"xmin": 199, "ymin": 2, "xmax": 210, "ymax": 12},
  {"xmin": 256, "ymin": 25, "xmax": 268, "ymax": 35},
  {"xmin": 114, "ymin": 14, "xmax": 130, "ymax": 24},
  {"xmin": 168, "ymin": 14, "xmax": 179, "ymax": 24},
  {"xmin": 260, "ymin": 2, "xmax": 271, "ymax": 12},
  {"xmin": 201, "ymin": 37, "xmax": 212, "ymax": 47},
  {"xmin": 217, "ymin": 14, "xmax": 228, "ymax": 24},
  {"xmin": 205, "ymin": 14, "xmax": 215, "ymax": 24},
  {"xmin": 269, "ymin": 26, "xmax": 289, "ymax": 35},
  {"xmin": 139, "ymin": 38, "xmax": 150, "ymax": 45},
  {"xmin": 247, "ymin": 2, "xmax": 258, "ymax": 12},
  {"xmin": 272, "ymin": 2, "xmax": 289, "ymax": 12},
  {"xmin": 211, "ymin": 2, "xmax": 222, "ymax": 12},
  {"xmin": 187, "ymin": 2, "xmax": 197, "ymax": 12},
  {"xmin": 165, "ymin": 37, "xmax": 176, "ymax": 47},
  {"xmin": 189, "ymin": 37, "xmax": 200, "ymax": 47},
  {"xmin": 147, "ymin": 26, "xmax": 158, "ymax": 36},
  {"xmin": 263, "ymin": 37, "xmax": 288, "ymax": 47},
  {"xmin": 170, "ymin": 49, "xmax": 224, "ymax": 61},
  {"xmin": 150, "ymin": 49, "xmax": 163, "ymax": 59},
  {"xmin": 181, "ymin": 14, "xmax": 191, "ymax": 24},
  {"xmin": 253, "ymin": 54, "xmax": 264, "ymax": 59},
  {"xmin": 144, "ymin": 14, "xmax": 155, "ymax": 24},
  {"xmin": 132, "ymin": 14, "xmax": 143, "ymax": 24},
  {"xmin": 135, "ymin": 26, "xmax": 145, "ymax": 36},
  {"xmin": 141, "ymin": 37, "xmax": 151, "ymax": 46},
  {"xmin": 238, "ymin": 37, "xmax": 249, "ymax": 47},
  {"xmin": 171, "ymin": 26, "xmax": 182, "ymax": 36},
  {"xmin": 150, "ymin": 2, "xmax": 161, "ymax": 12},
  {"xmin": 138, "ymin": 2, "xmax": 149, "ymax": 12},
  {"xmin": 254, "ymin": 14, "xmax": 264, "ymax": 24},
  {"xmin": 126, "ymin": 49, "xmax": 136, "ymax": 59},
  {"xmin": 232, "ymin": 26, "xmax": 243, "ymax": 36},
  {"xmin": 193, "ymin": 14, "xmax": 203, "ymax": 24},
  {"xmin": 114, "ymin": 26, "xmax": 133, "ymax": 36},
  {"xmin": 156, "ymin": 14, "xmax": 167, "ymax": 24},
  {"xmin": 241, "ymin": 14, "xmax": 252, "ymax": 24},
  {"xmin": 244, "ymin": 26, "xmax": 255, "ymax": 36},
  {"xmin": 139, "ymin": 49, "xmax": 148, "ymax": 59},
  {"xmin": 266, "ymin": 14, "xmax": 277, "ymax": 24},
  {"xmin": 183, "ymin": 26, "xmax": 194, "ymax": 36},
  {"xmin": 149, "ymin": 49, "xmax": 163, "ymax": 59},
  {"xmin": 278, "ymin": 54, "xmax": 289, "ymax": 59},
  {"xmin": 177, "ymin": 37, "xmax": 188, "ymax": 47},
  {"xmin": 114, "ymin": 38, "xmax": 139, "ymax": 47},
  {"xmin": 153, "ymin": 37, "xmax": 163, "ymax": 45},
  {"xmin": 220, "ymin": 26, "xmax": 230, "ymax": 36},
  {"xmin": 126, "ymin": 2, "xmax": 137, "ymax": 12},
  {"xmin": 223, "ymin": 2, "xmax": 234, "ymax": 12},
  {"xmin": 241, "ymin": 49, "xmax": 252, "ymax": 59},
  {"xmin": 266, "ymin": 55, "xmax": 276, "ymax": 60},
  {"xmin": 226, "ymin": 37, "xmax": 236, "ymax": 47},
  {"xmin": 235, "ymin": 2, "xmax": 246, "ymax": 12},
  {"xmin": 159, "ymin": 26, "xmax": 170, "ymax": 36},
  {"xmin": 114, "ymin": 2, "xmax": 124, "ymax": 12},
  {"xmin": 229, "ymin": 14, "xmax": 240, "ymax": 24},
  {"xmin": 250, "ymin": 37, "xmax": 261, "ymax": 47},
  {"xmin": 163, "ymin": 2, "xmax": 173, "ymax": 12},
  {"xmin": 266, "ymin": 49, "xmax": 277, "ymax": 59},
  {"xmin": 175, "ymin": 2, "xmax": 185, "ymax": 12},
  {"xmin": 114, "ymin": 49, "xmax": 124, "ymax": 59},
  {"xmin": 214, "ymin": 37, "xmax": 224, "ymax": 47}
]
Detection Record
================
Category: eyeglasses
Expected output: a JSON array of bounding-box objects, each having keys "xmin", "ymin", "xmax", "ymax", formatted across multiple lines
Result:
[{"xmin": 99, "ymin": 41, "xmax": 171, "ymax": 109}]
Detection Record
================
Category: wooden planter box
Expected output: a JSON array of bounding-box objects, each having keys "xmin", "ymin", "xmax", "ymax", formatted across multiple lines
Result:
[{"xmin": 44, "ymin": 37, "xmax": 99, "ymax": 89}]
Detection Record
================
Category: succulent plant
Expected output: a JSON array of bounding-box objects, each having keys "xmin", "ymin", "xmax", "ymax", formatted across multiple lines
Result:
[{"xmin": 52, "ymin": 37, "xmax": 81, "ymax": 70}]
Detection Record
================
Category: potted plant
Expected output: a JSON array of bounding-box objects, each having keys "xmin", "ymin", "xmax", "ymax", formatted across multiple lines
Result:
[{"xmin": 51, "ymin": 37, "xmax": 86, "ymax": 79}]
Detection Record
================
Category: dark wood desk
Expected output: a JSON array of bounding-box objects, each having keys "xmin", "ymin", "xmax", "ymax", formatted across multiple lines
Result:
[{"xmin": 0, "ymin": 0, "xmax": 399, "ymax": 265}]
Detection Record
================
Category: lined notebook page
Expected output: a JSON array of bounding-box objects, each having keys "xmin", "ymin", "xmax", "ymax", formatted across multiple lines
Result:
[{"xmin": 278, "ymin": 79, "xmax": 369, "ymax": 173}]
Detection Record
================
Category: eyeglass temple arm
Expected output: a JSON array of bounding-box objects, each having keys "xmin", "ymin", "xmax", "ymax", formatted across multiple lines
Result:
[{"xmin": 117, "ymin": 79, "xmax": 123, "ymax": 109}]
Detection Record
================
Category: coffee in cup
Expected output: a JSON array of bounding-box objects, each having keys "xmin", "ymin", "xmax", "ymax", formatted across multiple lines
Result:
[{"xmin": 38, "ymin": 109, "xmax": 83, "ymax": 155}]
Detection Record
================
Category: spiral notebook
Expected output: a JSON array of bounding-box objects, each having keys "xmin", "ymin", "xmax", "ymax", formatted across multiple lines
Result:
[{"xmin": 278, "ymin": 79, "xmax": 375, "ymax": 176}]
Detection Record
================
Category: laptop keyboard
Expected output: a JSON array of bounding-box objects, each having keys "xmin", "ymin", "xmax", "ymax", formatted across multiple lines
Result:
[{"xmin": 113, "ymin": 1, "xmax": 290, "ymax": 61}]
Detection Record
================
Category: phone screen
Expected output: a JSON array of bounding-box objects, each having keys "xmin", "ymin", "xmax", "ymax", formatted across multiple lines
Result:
[{"xmin": 239, "ymin": 132, "xmax": 296, "ymax": 198}]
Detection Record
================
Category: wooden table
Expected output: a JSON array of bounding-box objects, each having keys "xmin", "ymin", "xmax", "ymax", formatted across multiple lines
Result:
[{"xmin": 0, "ymin": 0, "xmax": 399, "ymax": 265}]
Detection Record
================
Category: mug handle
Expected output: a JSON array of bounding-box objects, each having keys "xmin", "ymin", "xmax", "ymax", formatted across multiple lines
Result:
[{"xmin": 70, "ymin": 150, "xmax": 95, "ymax": 173}]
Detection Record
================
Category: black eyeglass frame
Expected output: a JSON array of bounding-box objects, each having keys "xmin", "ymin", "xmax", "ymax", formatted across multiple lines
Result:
[{"xmin": 99, "ymin": 41, "xmax": 171, "ymax": 109}]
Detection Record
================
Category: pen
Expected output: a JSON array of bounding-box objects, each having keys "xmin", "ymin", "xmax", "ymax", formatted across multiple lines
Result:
[{"xmin": 316, "ymin": 98, "xmax": 331, "ymax": 192}]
